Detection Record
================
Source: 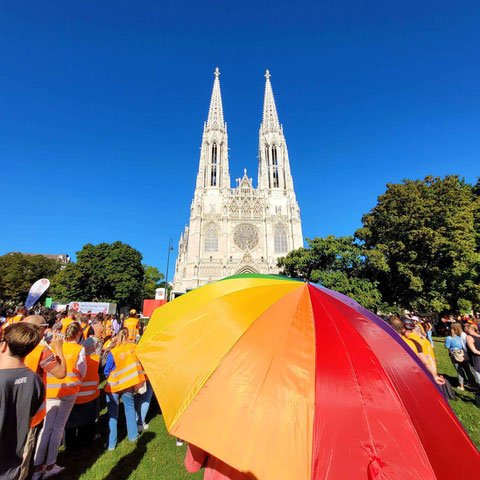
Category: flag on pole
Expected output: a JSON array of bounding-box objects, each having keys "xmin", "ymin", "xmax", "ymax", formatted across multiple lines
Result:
[{"xmin": 26, "ymin": 279, "xmax": 50, "ymax": 309}]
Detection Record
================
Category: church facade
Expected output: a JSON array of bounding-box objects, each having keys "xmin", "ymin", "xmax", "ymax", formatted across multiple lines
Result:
[{"xmin": 172, "ymin": 68, "xmax": 303, "ymax": 294}]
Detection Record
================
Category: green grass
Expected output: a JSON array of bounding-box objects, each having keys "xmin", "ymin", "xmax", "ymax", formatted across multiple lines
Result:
[
  {"xmin": 53, "ymin": 338, "xmax": 479, "ymax": 479},
  {"xmin": 432, "ymin": 337, "xmax": 480, "ymax": 447},
  {"xmin": 55, "ymin": 400, "xmax": 202, "ymax": 480}
]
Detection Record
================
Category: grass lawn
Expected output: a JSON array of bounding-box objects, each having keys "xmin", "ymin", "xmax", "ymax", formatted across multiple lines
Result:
[
  {"xmin": 432, "ymin": 337, "xmax": 480, "ymax": 447},
  {"xmin": 53, "ymin": 337, "xmax": 479, "ymax": 479}
]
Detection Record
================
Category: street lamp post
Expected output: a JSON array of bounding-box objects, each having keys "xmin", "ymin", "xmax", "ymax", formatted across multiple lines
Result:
[{"xmin": 164, "ymin": 238, "xmax": 174, "ymax": 302}]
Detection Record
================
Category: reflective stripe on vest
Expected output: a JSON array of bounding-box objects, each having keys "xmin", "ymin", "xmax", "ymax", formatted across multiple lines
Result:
[
  {"xmin": 105, "ymin": 343, "xmax": 145, "ymax": 393},
  {"xmin": 46, "ymin": 342, "xmax": 83, "ymax": 398},
  {"xmin": 75, "ymin": 354, "xmax": 100, "ymax": 404},
  {"xmin": 124, "ymin": 318, "xmax": 139, "ymax": 341}
]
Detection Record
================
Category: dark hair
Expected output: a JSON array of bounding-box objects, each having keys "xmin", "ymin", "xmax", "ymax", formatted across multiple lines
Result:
[{"xmin": 3, "ymin": 323, "xmax": 41, "ymax": 358}]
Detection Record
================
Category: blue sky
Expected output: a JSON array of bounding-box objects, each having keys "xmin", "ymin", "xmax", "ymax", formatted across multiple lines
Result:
[{"xmin": 1, "ymin": 1, "xmax": 479, "ymax": 275}]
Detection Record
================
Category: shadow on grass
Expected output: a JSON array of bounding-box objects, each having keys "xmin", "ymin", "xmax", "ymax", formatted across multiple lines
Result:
[{"xmin": 102, "ymin": 432, "xmax": 155, "ymax": 480}]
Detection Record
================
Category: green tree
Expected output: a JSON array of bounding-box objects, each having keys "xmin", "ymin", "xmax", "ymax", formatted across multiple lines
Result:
[
  {"xmin": 278, "ymin": 235, "xmax": 383, "ymax": 310},
  {"xmin": 51, "ymin": 241, "xmax": 145, "ymax": 309},
  {"xmin": 143, "ymin": 265, "xmax": 164, "ymax": 299},
  {"xmin": 0, "ymin": 253, "xmax": 62, "ymax": 306},
  {"xmin": 355, "ymin": 175, "xmax": 480, "ymax": 313}
]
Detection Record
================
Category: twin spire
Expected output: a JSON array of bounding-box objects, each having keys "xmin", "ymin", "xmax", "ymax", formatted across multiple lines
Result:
[
  {"xmin": 206, "ymin": 67, "xmax": 281, "ymax": 130},
  {"xmin": 206, "ymin": 67, "xmax": 225, "ymax": 128}
]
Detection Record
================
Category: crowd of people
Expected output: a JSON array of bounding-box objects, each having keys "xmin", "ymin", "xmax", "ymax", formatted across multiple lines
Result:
[
  {"xmin": 0, "ymin": 306, "xmax": 151, "ymax": 480},
  {"xmin": 1, "ymin": 306, "xmax": 480, "ymax": 480},
  {"xmin": 387, "ymin": 312, "xmax": 480, "ymax": 404}
]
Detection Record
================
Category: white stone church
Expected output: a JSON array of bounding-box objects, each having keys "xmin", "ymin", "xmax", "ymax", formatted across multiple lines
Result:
[{"xmin": 172, "ymin": 68, "xmax": 303, "ymax": 295}]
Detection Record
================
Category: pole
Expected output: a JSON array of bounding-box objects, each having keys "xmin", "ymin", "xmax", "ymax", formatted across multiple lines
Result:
[{"xmin": 164, "ymin": 238, "xmax": 173, "ymax": 302}]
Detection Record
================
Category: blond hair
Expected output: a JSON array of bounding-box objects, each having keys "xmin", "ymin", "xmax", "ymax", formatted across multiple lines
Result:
[
  {"xmin": 451, "ymin": 323, "xmax": 463, "ymax": 337},
  {"xmin": 65, "ymin": 321, "xmax": 82, "ymax": 341}
]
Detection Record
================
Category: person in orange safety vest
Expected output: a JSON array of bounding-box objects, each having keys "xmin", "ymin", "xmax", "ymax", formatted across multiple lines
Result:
[
  {"xmin": 33, "ymin": 322, "xmax": 86, "ymax": 479},
  {"xmin": 104, "ymin": 327, "xmax": 146, "ymax": 450},
  {"xmin": 64, "ymin": 337, "xmax": 100, "ymax": 449},
  {"xmin": 20, "ymin": 316, "xmax": 67, "ymax": 480},
  {"xmin": 123, "ymin": 310, "xmax": 141, "ymax": 342}
]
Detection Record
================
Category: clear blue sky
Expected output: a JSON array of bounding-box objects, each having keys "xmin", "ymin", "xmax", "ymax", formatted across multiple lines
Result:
[{"xmin": 1, "ymin": 1, "xmax": 479, "ymax": 274}]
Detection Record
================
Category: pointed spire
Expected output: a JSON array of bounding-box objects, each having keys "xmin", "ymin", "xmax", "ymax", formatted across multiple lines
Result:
[
  {"xmin": 262, "ymin": 69, "xmax": 280, "ymax": 130},
  {"xmin": 207, "ymin": 67, "xmax": 225, "ymax": 128}
]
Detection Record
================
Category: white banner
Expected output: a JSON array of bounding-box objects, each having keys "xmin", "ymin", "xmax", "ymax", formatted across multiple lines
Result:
[
  {"xmin": 68, "ymin": 302, "xmax": 117, "ymax": 315},
  {"xmin": 26, "ymin": 279, "xmax": 50, "ymax": 309}
]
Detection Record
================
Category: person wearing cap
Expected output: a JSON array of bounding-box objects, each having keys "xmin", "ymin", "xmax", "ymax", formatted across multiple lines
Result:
[
  {"xmin": 65, "ymin": 337, "xmax": 100, "ymax": 450},
  {"xmin": 124, "ymin": 310, "xmax": 141, "ymax": 342},
  {"xmin": 390, "ymin": 318, "xmax": 445, "ymax": 385},
  {"xmin": 20, "ymin": 316, "xmax": 67, "ymax": 480}
]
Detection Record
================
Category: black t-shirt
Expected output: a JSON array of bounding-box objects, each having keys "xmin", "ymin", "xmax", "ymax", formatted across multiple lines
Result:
[{"xmin": 0, "ymin": 367, "xmax": 45, "ymax": 480}]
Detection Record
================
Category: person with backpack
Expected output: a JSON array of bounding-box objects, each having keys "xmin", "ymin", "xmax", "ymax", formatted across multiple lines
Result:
[{"xmin": 445, "ymin": 323, "xmax": 477, "ymax": 391}]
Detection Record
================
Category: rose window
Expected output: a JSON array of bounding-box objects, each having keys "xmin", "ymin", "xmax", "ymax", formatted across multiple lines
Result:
[{"xmin": 233, "ymin": 224, "xmax": 259, "ymax": 250}]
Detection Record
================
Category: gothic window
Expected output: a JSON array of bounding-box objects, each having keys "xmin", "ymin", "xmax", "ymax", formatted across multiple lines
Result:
[
  {"xmin": 272, "ymin": 145, "xmax": 279, "ymax": 188},
  {"xmin": 230, "ymin": 200, "xmax": 239, "ymax": 217},
  {"xmin": 211, "ymin": 143, "xmax": 218, "ymax": 186},
  {"xmin": 241, "ymin": 201, "xmax": 251, "ymax": 218},
  {"xmin": 253, "ymin": 201, "xmax": 262, "ymax": 218},
  {"xmin": 266, "ymin": 147, "xmax": 271, "ymax": 188},
  {"xmin": 274, "ymin": 224, "xmax": 288, "ymax": 253},
  {"xmin": 205, "ymin": 224, "xmax": 218, "ymax": 252}
]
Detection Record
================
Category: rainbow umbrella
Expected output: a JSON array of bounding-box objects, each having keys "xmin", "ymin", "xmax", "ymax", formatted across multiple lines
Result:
[{"xmin": 136, "ymin": 274, "xmax": 480, "ymax": 480}]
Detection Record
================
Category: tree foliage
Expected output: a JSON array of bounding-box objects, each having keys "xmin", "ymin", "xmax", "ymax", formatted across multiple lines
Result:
[
  {"xmin": 355, "ymin": 175, "xmax": 480, "ymax": 313},
  {"xmin": 278, "ymin": 235, "xmax": 383, "ymax": 310},
  {"xmin": 0, "ymin": 253, "xmax": 62, "ymax": 306},
  {"xmin": 51, "ymin": 242, "xmax": 147, "ymax": 309},
  {"xmin": 143, "ymin": 265, "xmax": 164, "ymax": 299}
]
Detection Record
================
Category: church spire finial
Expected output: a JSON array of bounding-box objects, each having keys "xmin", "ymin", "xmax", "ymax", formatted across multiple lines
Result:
[
  {"xmin": 262, "ymin": 68, "xmax": 280, "ymax": 130},
  {"xmin": 207, "ymin": 67, "xmax": 225, "ymax": 128}
]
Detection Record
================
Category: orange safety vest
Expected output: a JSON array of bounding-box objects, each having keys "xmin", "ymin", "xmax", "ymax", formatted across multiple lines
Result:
[
  {"xmin": 61, "ymin": 317, "xmax": 75, "ymax": 334},
  {"xmin": 124, "ymin": 317, "xmax": 140, "ymax": 342},
  {"xmin": 25, "ymin": 344, "xmax": 47, "ymax": 427},
  {"xmin": 75, "ymin": 354, "xmax": 100, "ymax": 404},
  {"xmin": 105, "ymin": 343, "xmax": 145, "ymax": 393},
  {"xmin": 103, "ymin": 338, "xmax": 114, "ymax": 351},
  {"xmin": 105, "ymin": 320, "xmax": 113, "ymax": 336},
  {"xmin": 46, "ymin": 342, "xmax": 83, "ymax": 398},
  {"xmin": 81, "ymin": 324, "xmax": 93, "ymax": 340},
  {"xmin": 1, "ymin": 315, "xmax": 22, "ymax": 332}
]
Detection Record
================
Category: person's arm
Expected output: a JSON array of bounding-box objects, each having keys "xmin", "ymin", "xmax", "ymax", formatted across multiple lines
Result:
[
  {"xmin": 426, "ymin": 330, "xmax": 434, "ymax": 347},
  {"xmin": 445, "ymin": 337, "xmax": 451, "ymax": 350},
  {"xmin": 466, "ymin": 336, "xmax": 480, "ymax": 355},
  {"xmin": 104, "ymin": 352, "xmax": 116, "ymax": 378},
  {"xmin": 48, "ymin": 334, "xmax": 67, "ymax": 379},
  {"xmin": 76, "ymin": 347, "xmax": 87, "ymax": 379},
  {"xmin": 185, "ymin": 444, "xmax": 208, "ymax": 473}
]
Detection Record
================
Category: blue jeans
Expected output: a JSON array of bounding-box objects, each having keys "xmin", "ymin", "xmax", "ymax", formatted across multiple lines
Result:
[
  {"xmin": 135, "ymin": 381, "xmax": 153, "ymax": 426},
  {"xmin": 106, "ymin": 390, "xmax": 138, "ymax": 449}
]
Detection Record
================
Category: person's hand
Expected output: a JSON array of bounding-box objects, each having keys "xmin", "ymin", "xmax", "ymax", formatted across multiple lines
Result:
[
  {"xmin": 50, "ymin": 333, "xmax": 64, "ymax": 354},
  {"xmin": 435, "ymin": 375, "xmax": 446, "ymax": 385}
]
